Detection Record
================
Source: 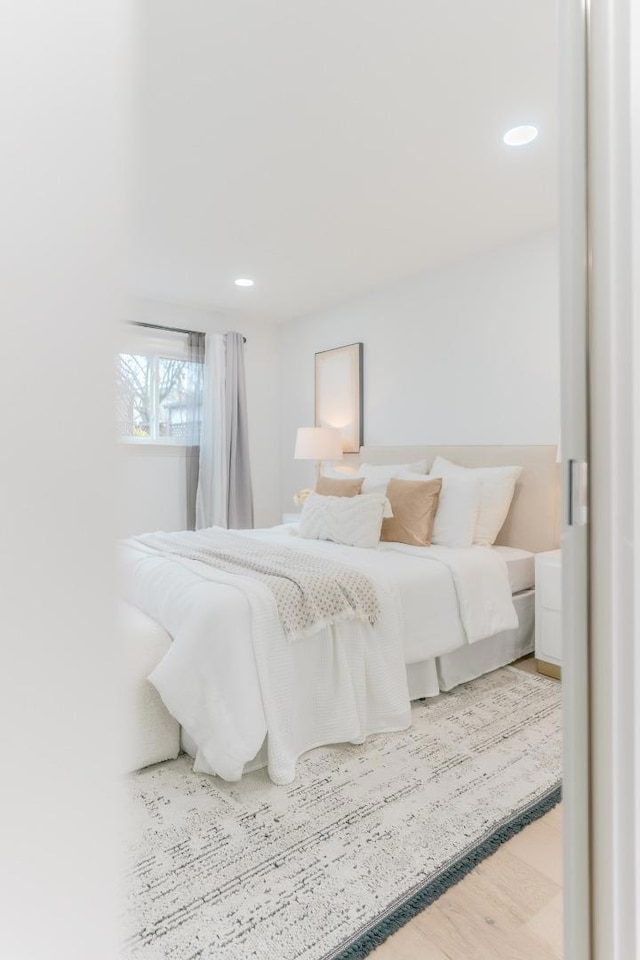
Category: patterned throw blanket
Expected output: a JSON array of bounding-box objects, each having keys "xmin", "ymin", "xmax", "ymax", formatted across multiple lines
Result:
[{"xmin": 133, "ymin": 528, "xmax": 381, "ymax": 640}]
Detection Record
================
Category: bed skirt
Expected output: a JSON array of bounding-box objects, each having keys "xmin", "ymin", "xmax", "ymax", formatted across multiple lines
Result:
[{"xmin": 405, "ymin": 589, "xmax": 534, "ymax": 699}]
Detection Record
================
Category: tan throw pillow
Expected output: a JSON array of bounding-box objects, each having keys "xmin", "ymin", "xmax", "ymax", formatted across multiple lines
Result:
[
  {"xmin": 381, "ymin": 477, "xmax": 443, "ymax": 546},
  {"xmin": 315, "ymin": 475, "xmax": 364, "ymax": 497}
]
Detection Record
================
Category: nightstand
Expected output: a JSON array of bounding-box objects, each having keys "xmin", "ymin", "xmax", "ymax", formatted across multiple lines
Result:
[
  {"xmin": 535, "ymin": 549, "xmax": 562, "ymax": 679},
  {"xmin": 282, "ymin": 512, "xmax": 301, "ymax": 524}
]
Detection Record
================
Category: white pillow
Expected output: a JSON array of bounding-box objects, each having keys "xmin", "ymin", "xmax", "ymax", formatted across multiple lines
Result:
[
  {"xmin": 359, "ymin": 459, "xmax": 428, "ymax": 494},
  {"xmin": 429, "ymin": 456, "xmax": 522, "ymax": 546},
  {"xmin": 298, "ymin": 492, "xmax": 388, "ymax": 548},
  {"xmin": 431, "ymin": 475, "xmax": 482, "ymax": 547},
  {"xmin": 321, "ymin": 463, "xmax": 360, "ymax": 480},
  {"xmin": 393, "ymin": 472, "xmax": 482, "ymax": 548}
]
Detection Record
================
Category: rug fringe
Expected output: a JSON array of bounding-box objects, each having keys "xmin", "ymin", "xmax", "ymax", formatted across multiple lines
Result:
[{"xmin": 330, "ymin": 783, "xmax": 562, "ymax": 960}]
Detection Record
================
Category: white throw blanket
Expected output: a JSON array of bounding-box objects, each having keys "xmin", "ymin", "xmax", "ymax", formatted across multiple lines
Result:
[{"xmin": 120, "ymin": 529, "xmax": 517, "ymax": 784}]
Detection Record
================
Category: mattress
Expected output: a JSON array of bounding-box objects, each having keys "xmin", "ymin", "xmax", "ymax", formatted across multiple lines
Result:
[{"xmin": 492, "ymin": 545, "xmax": 535, "ymax": 594}]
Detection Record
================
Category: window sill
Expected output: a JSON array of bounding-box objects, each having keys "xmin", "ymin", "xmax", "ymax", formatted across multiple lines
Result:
[{"xmin": 119, "ymin": 441, "xmax": 196, "ymax": 458}]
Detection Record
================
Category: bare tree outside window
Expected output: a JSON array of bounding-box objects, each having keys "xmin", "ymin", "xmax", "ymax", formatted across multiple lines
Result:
[{"xmin": 117, "ymin": 352, "xmax": 202, "ymax": 442}]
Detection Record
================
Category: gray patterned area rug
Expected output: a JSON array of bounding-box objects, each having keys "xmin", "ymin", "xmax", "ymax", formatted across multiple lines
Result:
[{"xmin": 123, "ymin": 666, "xmax": 561, "ymax": 960}]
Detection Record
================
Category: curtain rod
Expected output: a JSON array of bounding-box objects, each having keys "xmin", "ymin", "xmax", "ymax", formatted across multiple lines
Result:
[{"xmin": 130, "ymin": 321, "xmax": 246, "ymax": 343}]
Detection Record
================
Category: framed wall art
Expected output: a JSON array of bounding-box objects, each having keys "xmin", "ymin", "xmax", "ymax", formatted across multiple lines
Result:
[{"xmin": 314, "ymin": 342, "xmax": 363, "ymax": 453}]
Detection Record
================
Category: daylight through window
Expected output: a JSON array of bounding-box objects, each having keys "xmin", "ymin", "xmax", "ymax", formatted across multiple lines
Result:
[{"xmin": 117, "ymin": 329, "xmax": 203, "ymax": 443}]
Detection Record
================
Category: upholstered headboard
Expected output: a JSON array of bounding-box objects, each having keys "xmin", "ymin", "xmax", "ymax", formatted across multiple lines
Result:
[{"xmin": 342, "ymin": 445, "xmax": 560, "ymax": 554}]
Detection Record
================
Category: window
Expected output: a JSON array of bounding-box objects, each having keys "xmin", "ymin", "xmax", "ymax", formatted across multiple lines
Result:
[{"xmin": 117, "ymin": 329, "xmax": 203, "ymax": 444}]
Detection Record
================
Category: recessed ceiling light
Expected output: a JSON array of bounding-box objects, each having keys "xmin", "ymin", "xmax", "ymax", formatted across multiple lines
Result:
[
  {"xmin": 503, "ymin": 125, "xmax": 539, "ymax": 146},
  {"xmin": 234, "ymin": 278, "xmax": 254, "ymax": 287}
]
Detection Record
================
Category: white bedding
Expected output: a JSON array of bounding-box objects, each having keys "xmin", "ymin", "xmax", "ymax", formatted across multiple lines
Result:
[
  {"xmin": 492, "ymin": 545, "xmax": 536, "ymax": 594},
  {"xmin": 120, "ymin": 525, "xmax": 518, "ymax": 784},
  {"xmin": 251, "ymin": 527, "xmax": 518, "ymax": 657}
]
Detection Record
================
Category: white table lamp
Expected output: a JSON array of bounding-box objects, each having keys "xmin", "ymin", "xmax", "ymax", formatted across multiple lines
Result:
[{"xmin": 294, "ymin": 427, "xmax": 343, "ymax": 479}]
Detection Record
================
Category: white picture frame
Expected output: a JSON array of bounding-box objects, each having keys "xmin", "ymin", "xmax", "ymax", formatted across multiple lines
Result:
[{"xmin": 315, "ymin": 342, "xmax": 363, "ymax": 453}]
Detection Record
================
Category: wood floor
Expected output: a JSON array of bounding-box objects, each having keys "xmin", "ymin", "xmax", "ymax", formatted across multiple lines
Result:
[{"xmin": 371, "ymin": 659, "xmax": 563, "ymax": 960}]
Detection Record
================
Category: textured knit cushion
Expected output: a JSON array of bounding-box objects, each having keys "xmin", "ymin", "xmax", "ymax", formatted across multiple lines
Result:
[
  {"xmin": 381, "ymin": 477, "xmax": 442, "ymax": 546},
  {"xmin": 298, "ymin": 492, "xmax": 387, "ymax": 548},
  {"xmin": 315, "ymin": 475, "xmax": 364, "ymax": 497},
  {"xmin": 119, "ymin": 602, "xmax": 180, "ymax": 773}
]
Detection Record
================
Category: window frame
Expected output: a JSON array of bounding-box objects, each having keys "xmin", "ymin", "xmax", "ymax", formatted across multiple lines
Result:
[{"xmin": 117, "ymin": 328, "xmax": 202, "ymax": 447}]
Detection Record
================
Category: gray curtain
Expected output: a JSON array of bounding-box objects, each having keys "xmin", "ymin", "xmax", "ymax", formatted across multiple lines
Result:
[
  {"xmin": 185, "ymin": 331, "xmax": 205, "ymax": 530},
  {"xmin": 225, "ymin": 332, "xmax": 254, "ymax": 528}
]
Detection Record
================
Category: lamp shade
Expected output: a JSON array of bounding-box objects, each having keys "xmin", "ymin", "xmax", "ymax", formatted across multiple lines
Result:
[{"xmin": 294, "ymin": 427, "xmax": 343, "ymax": 461}]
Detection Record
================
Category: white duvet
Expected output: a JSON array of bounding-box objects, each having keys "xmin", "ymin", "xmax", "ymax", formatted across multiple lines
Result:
[{"xmin": 120, "ymin": 525, "xmax": 517, "ymax": 784}]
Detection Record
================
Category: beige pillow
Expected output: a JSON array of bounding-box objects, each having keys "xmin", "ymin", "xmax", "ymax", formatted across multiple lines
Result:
[
  {"xmin": 381, "ymin": 477, "xmax": 443, "ymax": 546},
  {"xmin": 315, "ymin": 475, "xmax": 364, "ymax": 497}
]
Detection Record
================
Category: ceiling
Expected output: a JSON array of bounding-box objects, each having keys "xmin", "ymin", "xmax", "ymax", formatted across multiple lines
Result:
[{"xmin": 133, "ymin": 0, "xmax": 558, "ymax": 322}]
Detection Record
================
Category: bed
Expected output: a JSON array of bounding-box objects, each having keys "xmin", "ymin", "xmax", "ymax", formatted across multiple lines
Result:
[{"xmin": 120, "ymin": 444, "xmax": 560, "ymax": 783}]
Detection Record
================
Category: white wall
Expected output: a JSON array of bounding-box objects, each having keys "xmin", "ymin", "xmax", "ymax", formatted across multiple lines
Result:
[
  {"xmin": 279, "ymin": 229, "xmax": 560, "ymax": 510},
  {"xmin": 124, "ymin": 231, "xmax": 560, "ymax": 529},
  {"xmin": 120, "ymin": 299, "xmax": 281, "ymax": 534}
]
